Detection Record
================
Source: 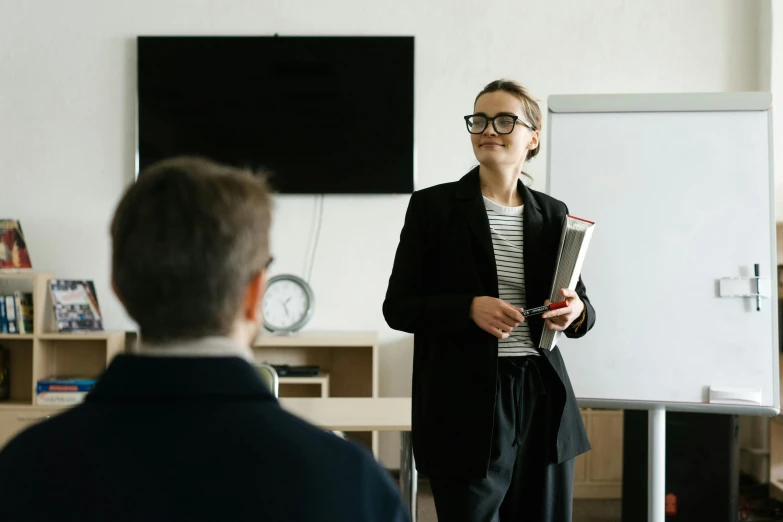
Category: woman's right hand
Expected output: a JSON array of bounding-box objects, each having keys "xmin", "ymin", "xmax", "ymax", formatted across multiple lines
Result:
[{"xmin": 469, "ymin": 297, "xmax": 525, "ymax": 339}]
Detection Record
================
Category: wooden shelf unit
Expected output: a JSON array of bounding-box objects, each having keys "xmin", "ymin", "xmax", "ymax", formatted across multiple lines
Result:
[
  {"xmin": 253, "ymin": 331, "xmax": 379, "ymax": 455},
  {"xmin": 279, "ymin": 372, "xmax": 330, "ymax": 398},
  {"xmin": 0, "ymin": 334, "xmax": 34, "ymax": 340},
  {"xmin": 0, "ymin": 272, "xmax": 124, "ymax": 448},
  {"xmin": 771, "ymin": 416, "xmax": 783, "ymax": 501}
]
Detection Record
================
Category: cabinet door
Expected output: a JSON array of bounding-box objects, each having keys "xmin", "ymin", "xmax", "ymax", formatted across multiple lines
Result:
[
  {"xmin": 574, "ymin": 410, "xmax": 589, "ymax": 483},
  {"xmin": 0, "ymin": 409, "xmax": 61, "ymax": 449},
  {"xmin": 587, "ymin": 410, "xmax": 624, "ymax": 482},
  {"xmin": 769, "ymin": 417, "xmax": 783, "ymax": 500}
]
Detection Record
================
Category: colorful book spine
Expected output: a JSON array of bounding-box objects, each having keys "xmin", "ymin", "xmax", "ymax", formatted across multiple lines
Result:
[
  {"xmin": 3, "ymin": 295, "xmax": 16, "ymax": 334},
  {"xmin": 36, "ymin": 381, "xmax": 96, "ymax": 393},
  {"xmin": 13, "ymin": 290, "xmax": 32, "ymax": 334},
  {"xmin": 0, "ymin": 298, "xmax": 6, "ymax": 333}
]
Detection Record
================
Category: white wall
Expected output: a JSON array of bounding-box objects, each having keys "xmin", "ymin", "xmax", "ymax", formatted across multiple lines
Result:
[
  {"xmin": 771, "ymin": 1, "xmax": 783, "ymax": 221},
  {"xmin": 740, "ymin": 0, "xmax": 773, "ymax": 486},
  {"xmin": 0, "ymin": 0, "xmax": 764, "ymax": 467}
]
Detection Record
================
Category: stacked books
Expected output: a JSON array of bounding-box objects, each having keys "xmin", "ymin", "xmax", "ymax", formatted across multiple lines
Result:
[
  {"xmin": 539, "ymin": 215, "xmax": 595, "ymax": 351},
  {"xmin": 0, "ymin": 291, "xmax": 33, "ymax": 334},
  {"xmin": 36, "ymin": 376, "xmax": 97, "ymax": 406}
]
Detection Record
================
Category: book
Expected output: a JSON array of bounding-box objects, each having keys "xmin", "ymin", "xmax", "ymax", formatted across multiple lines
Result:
[
  {"xmin": 37, "ymin": 377, "xmax": 97, "ymax": 394},
  {"xmin": 539, "ymin": 215, "xmax": 595, "ymax": 351},
  {"xmin": 36, "ymin": 391, "xmax": 88, "ymax": 406},
  {"xmin": 270, "ymin": 364, "xmax": 320, "ymax": 377},
  {"xmin": 0, "ymin": 298, "xmax": 6, "ymax": 333},
  {"xmin": 13, "ymin": 291, "xmax": 33, "ymax": 334},
  {"xmin": 4, "ymin": 295, "xmax": 17, "ymax": 334},
  {"xmin": 0, "ymin": 219, "xmax": 32, "ymax": 270},
  {"xmin": 48, "ymin": 280, "xmax": 103, "ymax": 332}
]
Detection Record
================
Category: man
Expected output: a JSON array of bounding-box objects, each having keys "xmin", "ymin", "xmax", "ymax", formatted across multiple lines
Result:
[{"xmin": 0, "ymin": 157, "xmax": 408, "ymax": 522}]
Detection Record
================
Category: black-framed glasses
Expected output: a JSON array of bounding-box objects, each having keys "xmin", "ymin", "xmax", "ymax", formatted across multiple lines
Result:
[
  {"xmin": 264, "ymin": 256, "xmax": 274, "ymax": 270},
  {"xmin": 464, "ymin": 113, "xmax": 536, "ymax": 135}
]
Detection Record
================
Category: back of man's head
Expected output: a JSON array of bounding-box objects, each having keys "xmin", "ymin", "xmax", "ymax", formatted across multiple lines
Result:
[{"xmin": 111, "ymin": 156, "xmax": 272, "ymax": 344}]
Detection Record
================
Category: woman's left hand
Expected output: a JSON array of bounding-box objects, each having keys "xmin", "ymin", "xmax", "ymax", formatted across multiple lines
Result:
[{"xmin": 542, "ymin": 288, "xmax": 584, "ymax": 331}]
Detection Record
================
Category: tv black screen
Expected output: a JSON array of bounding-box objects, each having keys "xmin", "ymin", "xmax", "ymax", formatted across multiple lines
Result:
[{"xmin": 137, "ymin": 36, "xmax": 414, "ymax": 194}]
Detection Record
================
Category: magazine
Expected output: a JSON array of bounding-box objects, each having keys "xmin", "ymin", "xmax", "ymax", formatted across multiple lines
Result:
[
  {"xmin": 0, "ymin": 219, "xmax": 32, "ymax": 270},
  {"xmin": 49, "ymin": 280, "xmax": 103, "ymax": 332}
]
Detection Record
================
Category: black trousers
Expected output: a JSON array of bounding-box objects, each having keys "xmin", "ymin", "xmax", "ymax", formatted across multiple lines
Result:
[{"xmin": 429, "ymin": 356, "xmax": 575, "ymax": 522}]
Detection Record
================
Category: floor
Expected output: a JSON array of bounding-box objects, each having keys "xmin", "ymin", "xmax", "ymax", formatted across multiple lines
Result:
[
  {"xmin": 412, "ymin": 476, "xmax": 783, "ymax": 521},
  {"xmin": 739, "ymin": 480, "xmax": 783, "ymax": 521},
  {"xmin": 415, "ymin": 479, "xmax": 621, "ymax": 522}
]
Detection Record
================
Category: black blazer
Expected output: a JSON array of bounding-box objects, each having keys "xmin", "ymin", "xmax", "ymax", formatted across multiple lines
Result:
[
  {"xmin": 383, "ymin": 168, "xmax": 596, "ymax": 479},
  {"xmin": 0, "ymin": 355, "xmax": 408, "ymax": 522}
]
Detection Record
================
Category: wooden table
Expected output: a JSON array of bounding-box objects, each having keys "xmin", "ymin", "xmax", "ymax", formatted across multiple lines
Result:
[{"xmin": 280, "ymin": 398, "xmax": 417, "ymax": 521}]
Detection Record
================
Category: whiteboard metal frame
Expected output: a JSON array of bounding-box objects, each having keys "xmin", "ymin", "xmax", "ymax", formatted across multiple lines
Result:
[
  {"xmin": 577, "ymin": 398, "xmax": 778, "ymax": 416},
  {"xmin": 548, "ymin": 92, "xmax": 772, "ymax": 114}
]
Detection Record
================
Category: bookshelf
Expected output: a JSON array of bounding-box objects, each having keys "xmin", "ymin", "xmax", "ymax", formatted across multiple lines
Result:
[
  {"xmin": 0, "ymin": 272, "xmax": 125, "ymax": 448},
  {"xmin": 253, "ymin": 330, "xmax": 379, "ymax": 455}
]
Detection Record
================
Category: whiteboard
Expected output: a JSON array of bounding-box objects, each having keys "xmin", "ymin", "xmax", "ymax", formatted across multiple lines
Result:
[{"xmin": 547, "ymin": 93, "xmax": 780, "ymax": 415}]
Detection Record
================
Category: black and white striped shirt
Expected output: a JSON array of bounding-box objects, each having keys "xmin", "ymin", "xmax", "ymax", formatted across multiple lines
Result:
[{"xmin": 484, "ymin": 196, "xmax": 538, "ymax": 357}]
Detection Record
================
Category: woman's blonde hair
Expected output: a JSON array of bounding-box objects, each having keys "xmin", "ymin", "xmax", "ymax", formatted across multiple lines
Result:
[{"xmin": 475, "ymin": 79, "xmax": 542, "ymax": 165}]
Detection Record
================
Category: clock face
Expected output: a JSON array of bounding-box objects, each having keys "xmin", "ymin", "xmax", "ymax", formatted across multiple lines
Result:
[{"xmin": 262, "ymin": 276, "xmax": 313, "ymax": 332}]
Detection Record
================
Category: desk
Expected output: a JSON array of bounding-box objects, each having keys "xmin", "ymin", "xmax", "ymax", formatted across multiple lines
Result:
[{"xmin": 280, "ymin": 398, "xmax": 417, "ymax": 521}]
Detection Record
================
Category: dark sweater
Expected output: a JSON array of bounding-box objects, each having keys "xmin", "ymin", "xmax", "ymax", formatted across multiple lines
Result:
[{"xmin": 0, "ymin": 354, "xmax": 408, "ymax": 522}]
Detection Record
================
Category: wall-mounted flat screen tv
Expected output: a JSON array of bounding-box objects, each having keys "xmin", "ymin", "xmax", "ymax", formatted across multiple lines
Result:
[{"xmin": 137, "ymin": 36, "xmax": 414, "ymax": 194}]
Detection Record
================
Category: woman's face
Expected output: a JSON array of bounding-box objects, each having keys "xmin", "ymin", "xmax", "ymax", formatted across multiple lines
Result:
[{"xmin": 470, "ymin": 91, "xmax": 539, "ymax": 171}]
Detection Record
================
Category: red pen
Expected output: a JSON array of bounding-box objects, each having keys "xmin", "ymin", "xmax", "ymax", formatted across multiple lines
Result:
[{"xmin": 522, "ymin": 300, "xmax": 569, "ymax": 317}]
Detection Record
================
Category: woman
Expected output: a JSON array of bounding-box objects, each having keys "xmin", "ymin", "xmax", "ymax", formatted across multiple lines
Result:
[{"xmin": 383, "ymin": 79, "xmax": 596, "ymax": 522}]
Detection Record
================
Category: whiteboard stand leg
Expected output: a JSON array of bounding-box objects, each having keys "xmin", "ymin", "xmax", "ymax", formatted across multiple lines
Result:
[{"xmin": 648, "ymin": 407, "xmax": 666, "ymax": 522}]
